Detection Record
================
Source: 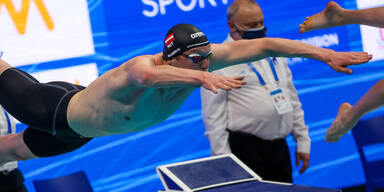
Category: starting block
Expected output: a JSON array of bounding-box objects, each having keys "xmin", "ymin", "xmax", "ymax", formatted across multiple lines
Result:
[{"xmin": 157, "ymin": 154, "xmax": 341, "ymax": 192}]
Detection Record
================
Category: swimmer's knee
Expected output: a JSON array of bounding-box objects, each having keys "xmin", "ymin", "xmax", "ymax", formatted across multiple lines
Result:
[
  {"xmin": 0, "ymin": 59, "xmax": 12, "ymax": 76},
  {"xmin": 0, "ymin": 134, "xmax": 34, "ymax": 162},
  {"xmin": 14, "ymin": 132, "xmax": 38, "ymax": 161}
]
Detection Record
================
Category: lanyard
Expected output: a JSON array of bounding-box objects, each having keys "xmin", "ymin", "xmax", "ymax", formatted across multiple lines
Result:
[
  {"xmin": 247, "ymin": 57, "xmax": 279, "ymax": 86},
  {"xmin": 1, "ymin": 107, "xmax": 12, "ymax": 134}
]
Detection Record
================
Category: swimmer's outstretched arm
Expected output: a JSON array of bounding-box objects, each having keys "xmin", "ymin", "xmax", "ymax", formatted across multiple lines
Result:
[
  {"xmin": 209, "ymin": 37, "xmax": 372, "ymax": 74},
  {"xmin": 300, "ymin": 1, "xmax": 384, "ymax": 33},
  {"xmin": 124, "ymin": 56, "xmax": 246, "ymax": 93}
]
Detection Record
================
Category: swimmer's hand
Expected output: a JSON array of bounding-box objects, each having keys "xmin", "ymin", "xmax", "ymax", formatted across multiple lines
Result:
[
  {"xmin": 324, "ymin": 51, "xmax": 372, "ymax": 74},
  {"xmin": 201, "ymin": 72, "xmax": 246, "ymax": 93}
]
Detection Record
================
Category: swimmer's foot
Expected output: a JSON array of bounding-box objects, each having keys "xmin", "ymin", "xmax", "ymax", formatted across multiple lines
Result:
[
  {"xmin": 326, "ymin": 103, "xmax": 359, "ymax": 142},
  {"xmin": 299, "ymin": 1, "xmax": 346, "ymax": 33}
]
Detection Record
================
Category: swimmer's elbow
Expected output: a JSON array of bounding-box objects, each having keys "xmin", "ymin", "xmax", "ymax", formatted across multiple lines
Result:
[
  {"xmin": 127, "ymin": 67, "xmax": 155, "ymax": 87},
  {"xmin": 138, "ymin": 69, "xmax": 158, "ymax": 87}
]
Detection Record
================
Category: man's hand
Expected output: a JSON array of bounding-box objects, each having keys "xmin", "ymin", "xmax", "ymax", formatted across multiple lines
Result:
[
  {"xmin": 325, "ymin": 51, "xmax": 372, "ymax": 74},
  {"xmin": 296, "ymin": 152, "xmax": 310, "ymax": 174},
  {"xmin": 201, "ymin": 72, "xmax": 246, "ymax": 93}
]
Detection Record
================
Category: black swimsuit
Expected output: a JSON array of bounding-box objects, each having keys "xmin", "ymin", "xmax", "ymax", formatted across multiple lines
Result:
[{"xmin": 0, "ymin": 68, "xmax": 92, "ymax": 157}]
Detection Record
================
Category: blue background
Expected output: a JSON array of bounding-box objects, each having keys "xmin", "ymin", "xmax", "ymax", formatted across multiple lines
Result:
[{"xmin": 12, "ymin": 0, "xmax": 384, "ymax": 191}]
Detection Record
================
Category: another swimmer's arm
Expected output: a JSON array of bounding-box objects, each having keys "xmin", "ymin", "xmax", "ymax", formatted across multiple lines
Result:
[{"xmin": 209, "ymin": 38, "xmax": 372, "ymax": 74}]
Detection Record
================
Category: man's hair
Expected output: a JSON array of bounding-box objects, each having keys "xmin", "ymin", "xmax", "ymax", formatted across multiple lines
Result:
[{"xmin": 227, "ymin": 0, "xmax": 260, "ymax": 21}]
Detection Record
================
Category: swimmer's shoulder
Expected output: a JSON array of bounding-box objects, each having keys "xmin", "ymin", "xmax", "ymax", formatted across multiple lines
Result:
[
  {"xmin": 117, "ymin": 54, "xmax": 159, "ymax": 86},
  {"xmin": 121, "ymin": 54, "xmax": 157, "ymax": 70}
]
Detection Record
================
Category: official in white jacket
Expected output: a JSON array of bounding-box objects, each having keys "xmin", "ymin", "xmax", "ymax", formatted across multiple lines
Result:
[{"xmin": 201, "ymin": 0, "xmax": 310, "ymax": 183}]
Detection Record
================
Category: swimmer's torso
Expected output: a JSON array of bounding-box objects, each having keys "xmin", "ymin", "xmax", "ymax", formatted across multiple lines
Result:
[{"xmin": 66, "ymin": 55, "xmax": 196, "ymax": 137}]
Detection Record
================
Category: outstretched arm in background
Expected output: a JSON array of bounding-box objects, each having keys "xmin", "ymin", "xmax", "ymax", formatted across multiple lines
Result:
[{"xmin": 210, "ymin": 37, "xmax": 372, "ymax": 74}]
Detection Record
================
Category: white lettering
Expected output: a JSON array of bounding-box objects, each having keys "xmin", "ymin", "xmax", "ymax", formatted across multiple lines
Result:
[
  {"xmin": 159, "ymin": 0, "xmax": 174, "ymax": 15},
  {"xmin": 142, "ymin": 0, "xmax": 159, "ymax": 17},
  {"xmin": 198, "ymin": 0, "xmax": 205, "ymax": 8},
  {"xmin": 299, "ymin": 33, "xmax": 339, "ymax": 48},
  {"xmin": 288, "ymin": 33, "xmax": 340, "ymax": 65},
  {"xmin": 286, "ymin": 57, "xmax": 308, "ymax": 66},
  {"xmin": 176, "ymin": 0, "xmax": 197, "ymax": 12},
  {"xmin": 191, "ymin": 32, "xmax": 205, "ymax": 39},
  {"xmin": 168, "ymin": 48, "xmax": 181, "ymax": 57},
  {"xmin": 142, "ymin": 0, "xmax": 228, "ymax": 17}
]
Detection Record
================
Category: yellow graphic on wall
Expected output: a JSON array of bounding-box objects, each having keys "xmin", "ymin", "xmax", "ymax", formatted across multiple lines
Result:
[{"xmin": 0, "ymin": 0, "xmax": 54, "ymax": 35}]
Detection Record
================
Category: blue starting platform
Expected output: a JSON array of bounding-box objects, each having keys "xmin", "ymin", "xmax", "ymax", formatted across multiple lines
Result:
[{"xmin": 157, "ymin": 154, "xmax": 341, "ymax": 192}]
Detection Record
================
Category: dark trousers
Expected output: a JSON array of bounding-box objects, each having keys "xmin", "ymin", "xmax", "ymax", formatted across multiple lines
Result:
[
  {"xmin": 0, "ymin": 169, "xmax": 27, "ymax": 192},
  {"xmin": 228, "ymin": 130, "xmax": 293, "ymax": 183}
]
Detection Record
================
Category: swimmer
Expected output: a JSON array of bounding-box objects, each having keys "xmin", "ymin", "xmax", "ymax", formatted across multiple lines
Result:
[{"xmin": 0, "ymin": 23, "xmax": 371, "ymax": 165}]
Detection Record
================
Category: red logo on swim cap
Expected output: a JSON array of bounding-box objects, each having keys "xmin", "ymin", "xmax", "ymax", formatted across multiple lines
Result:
[{"xmin": 165, "ymin": 33, "xmax": 175, "ymax": 46}]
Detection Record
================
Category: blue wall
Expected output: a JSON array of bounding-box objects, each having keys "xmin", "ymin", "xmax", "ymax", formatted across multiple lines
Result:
[{"xmin": 9, "ymin": 0, "xmax": 384, "ymax": 191}]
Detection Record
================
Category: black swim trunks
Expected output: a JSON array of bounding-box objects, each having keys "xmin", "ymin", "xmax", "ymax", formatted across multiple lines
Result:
[{"xmin": 0, "ymin": 68, "xmax": 92, "ymax": 157}]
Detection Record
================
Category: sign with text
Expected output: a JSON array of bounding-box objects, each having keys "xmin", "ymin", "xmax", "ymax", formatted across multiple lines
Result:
[{"xmin": 0, "ymin": 0, "xmax": 94, "ymax": 66}]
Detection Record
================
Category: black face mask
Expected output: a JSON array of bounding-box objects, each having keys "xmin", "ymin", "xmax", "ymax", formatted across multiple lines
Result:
[{"xmin": 242, "ymin": 26, "xmax": 267, "ymax": 39}]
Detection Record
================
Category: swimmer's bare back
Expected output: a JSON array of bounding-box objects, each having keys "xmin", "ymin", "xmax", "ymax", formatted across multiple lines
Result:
[{"xmin": 66, "ymin": 54, "xmax": 198, "ymax": 137}]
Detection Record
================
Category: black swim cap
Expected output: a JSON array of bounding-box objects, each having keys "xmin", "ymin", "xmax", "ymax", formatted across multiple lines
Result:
[{"xmin": 163, "ymin": 23, "xmax": 210, "ymax": 60}]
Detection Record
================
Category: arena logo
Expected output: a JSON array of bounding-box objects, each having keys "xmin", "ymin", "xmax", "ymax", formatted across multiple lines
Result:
[
  {"xmin": 190, "ymin": 31, "xmax": 204, "ymax": 39},
  {"xmin": 142, "ymin": 0, "xmax": 228, "ymax": 17},
  {"xmin": 0, "ymin": 0, "xmax": 54, "ymax": 35}
]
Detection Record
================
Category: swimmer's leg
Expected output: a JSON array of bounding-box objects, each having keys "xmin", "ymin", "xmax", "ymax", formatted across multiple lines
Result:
[
  {"xmin": 299, "ymin": 1, "xmax": 346, "ymax": 33},
  {"xmin": 0, "ymin": 68, "xmax": 52, "ymax": 128},
  {"xmin": 0, "ymin": 131, "xmax": 37, "ymax": 166},
  {"xmin": 0, "ymin": 127, "xmax": 92, "ymax": 165}
]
